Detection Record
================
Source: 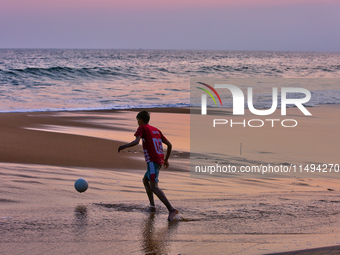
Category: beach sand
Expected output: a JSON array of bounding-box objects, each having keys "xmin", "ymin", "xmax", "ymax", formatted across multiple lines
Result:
[{"xmin": 1, "ymin": 106, "xmax": 340, "ymax": 255}]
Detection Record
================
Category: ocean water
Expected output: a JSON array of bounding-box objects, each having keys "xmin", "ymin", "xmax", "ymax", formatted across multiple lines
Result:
[{"xmin": 0, "ymin": 49, "xmax": 339, "ymax": 112}]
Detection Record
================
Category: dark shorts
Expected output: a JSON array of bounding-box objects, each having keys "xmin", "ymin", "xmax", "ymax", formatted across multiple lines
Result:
[{"xmin": 144, "ymin": 162, "xmax": 161, "ymax": 183}]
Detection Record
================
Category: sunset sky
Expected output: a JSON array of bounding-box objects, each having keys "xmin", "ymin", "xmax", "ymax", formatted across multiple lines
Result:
[{"xmin": 0, "ymin": 0, "xmax": 339, "ymax": 51}]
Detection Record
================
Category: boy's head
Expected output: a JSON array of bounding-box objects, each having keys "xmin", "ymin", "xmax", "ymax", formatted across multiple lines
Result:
[{"xmin": 136, "ymin": 110, "xmax": 150, "ymax": 125}]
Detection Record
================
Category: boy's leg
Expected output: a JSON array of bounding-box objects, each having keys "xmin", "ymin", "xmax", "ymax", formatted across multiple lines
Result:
[
  {"xmin": 143, "ymin": 176, "xmax": 155, "ymax": 207},
  {"xmin": 145, "ymin": 162, "xmax": 177, "ymax": 219},
  {"xmin": 149, "ymin": 181, "xmax": 177, "ymax": 213}
]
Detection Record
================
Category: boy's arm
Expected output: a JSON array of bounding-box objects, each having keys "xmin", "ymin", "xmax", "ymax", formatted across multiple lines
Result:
[
  {"xmin": 163, "ymin": 140, "xmax": 172, "ymax": 169},
  {"xmin": 118, "ymin": 136, "xmax": 141, "ymax": 152}
]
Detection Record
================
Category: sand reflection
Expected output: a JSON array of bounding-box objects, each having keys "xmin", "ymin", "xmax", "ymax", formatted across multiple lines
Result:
[
  {"xmin": 73, "ymin": 205, "xmax": 88, "ymax": 240},
  {"xmin": 141, "ymin": 213, "xmax": 179, "ymax": 255}
]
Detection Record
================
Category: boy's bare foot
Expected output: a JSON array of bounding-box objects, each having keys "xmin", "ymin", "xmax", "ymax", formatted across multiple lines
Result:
[
  {"xmin": 168, "ymin": 209, "xmax": 178, "ymax": 221},
  {"xmin": 149, "ymin": 205, "xmax": 156, "ymax": 212}
]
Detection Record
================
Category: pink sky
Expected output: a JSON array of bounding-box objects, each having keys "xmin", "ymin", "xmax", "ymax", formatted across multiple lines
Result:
[
  {"xmin": 1, "ymin": 0, "xmax": 339, "ymax": 51},
  {"xmin": 2, "ymin": 0, "xmax": 339, "ymax": 12}
]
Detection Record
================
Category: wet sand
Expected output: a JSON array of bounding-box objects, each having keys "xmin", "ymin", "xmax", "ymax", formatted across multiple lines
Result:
[{"xmin": 1, "ymin": 107, "xmax": 340, "ymax": 255}]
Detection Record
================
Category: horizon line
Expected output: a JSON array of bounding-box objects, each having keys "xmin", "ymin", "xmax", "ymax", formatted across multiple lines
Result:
[{"xmin": 0, "ymin": 48, "xmax": 339, "ymax": 53}]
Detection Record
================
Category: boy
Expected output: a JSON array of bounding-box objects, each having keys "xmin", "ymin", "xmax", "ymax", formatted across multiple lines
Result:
[{"xmin": 118, "ymin": 110, "xmax": 178, "ymax": 221}]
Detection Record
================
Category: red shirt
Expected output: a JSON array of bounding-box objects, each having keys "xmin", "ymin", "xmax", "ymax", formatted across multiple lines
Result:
[{"xmin": 134, "ymin": 124, "xmax": 168, "ymax": 166}]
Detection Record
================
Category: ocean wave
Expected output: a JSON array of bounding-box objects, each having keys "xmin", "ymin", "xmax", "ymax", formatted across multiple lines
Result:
[
  {"xmin": 0, "ymin": 103, "xmax": 190, "ymax": 113},
  {"xmin": 0, "ymin": 67, "xmax": 135, "ymax": 80},
  {"xmin": 0, "ymin": 49, "xmax": 339, "ymax": 112}
]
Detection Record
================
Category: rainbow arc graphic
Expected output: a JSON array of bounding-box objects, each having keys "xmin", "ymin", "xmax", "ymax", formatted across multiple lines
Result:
[{"xmin": 196, "ymin": 82, "xmax": 223, "ymax": 106}]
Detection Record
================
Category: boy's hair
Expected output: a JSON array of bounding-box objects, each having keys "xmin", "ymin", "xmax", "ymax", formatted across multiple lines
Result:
[{"xmin": 136, "ymin": 110, "xmax": 150, "ymax": 124}]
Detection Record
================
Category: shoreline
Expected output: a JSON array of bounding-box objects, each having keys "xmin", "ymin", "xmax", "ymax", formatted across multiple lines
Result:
[
  {"xmin": 1, "ymin": 105, "xmax": 339, "ymax": 170},
  {"xmin": 0, "ymin": 107, "xmax": 190, "ymax": 170}
]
